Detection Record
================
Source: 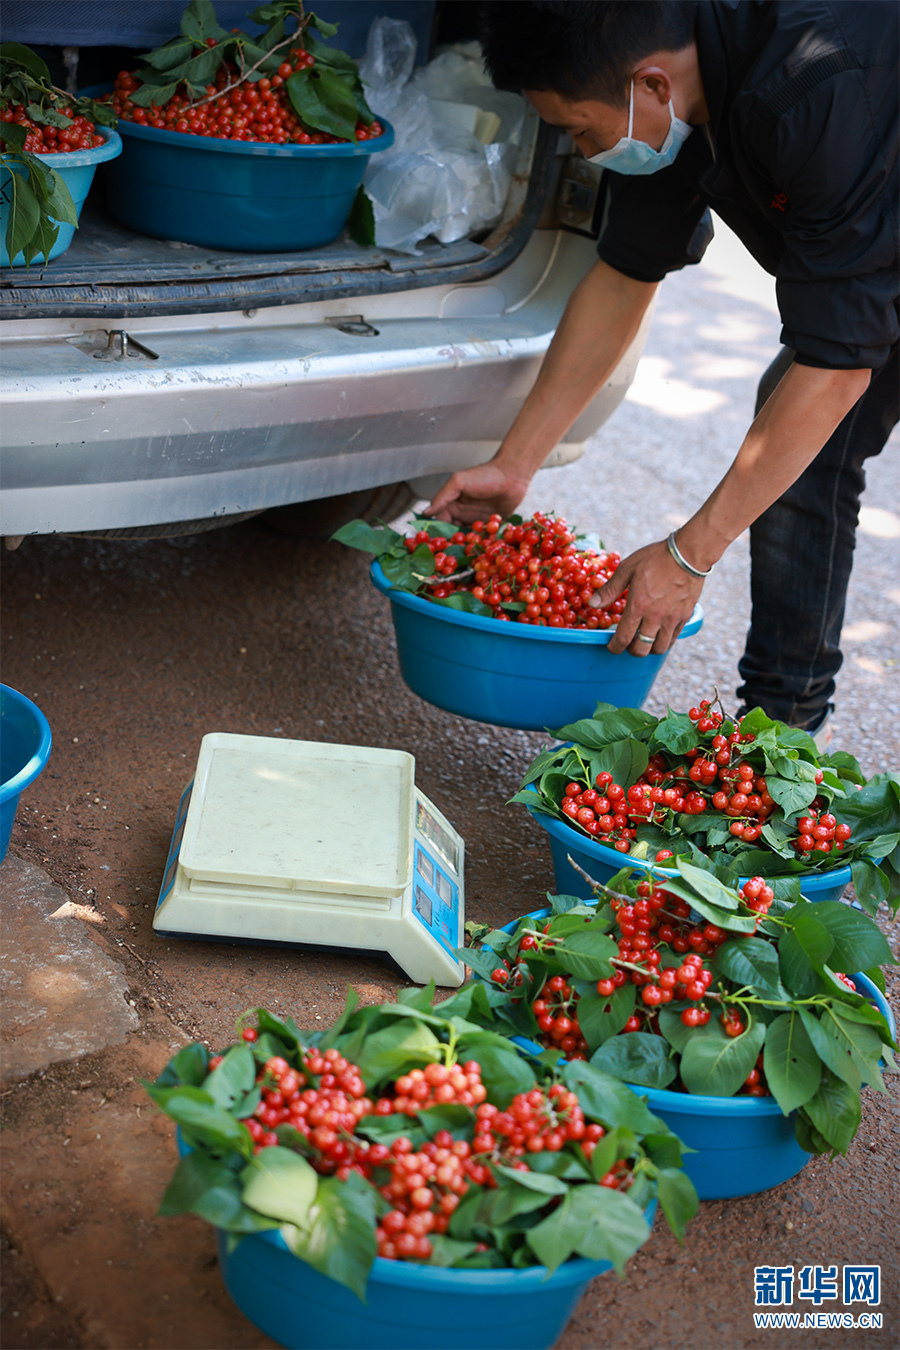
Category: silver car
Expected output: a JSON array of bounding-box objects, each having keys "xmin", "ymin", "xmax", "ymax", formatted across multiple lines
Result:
[{"xmin": 0, "ymin": 4, "xmax": 647, "ymax": 542}]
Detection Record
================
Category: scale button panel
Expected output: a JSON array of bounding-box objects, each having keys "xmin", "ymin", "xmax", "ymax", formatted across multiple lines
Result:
[{"xmin": 413, "ymin": 843, "xmax": 458, "ymax": 956}]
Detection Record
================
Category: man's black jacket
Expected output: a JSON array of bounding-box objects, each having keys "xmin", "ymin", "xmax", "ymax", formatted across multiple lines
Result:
[{"xmin": 597, "ymin": 0, "xmax": 899, "ymax": 369}]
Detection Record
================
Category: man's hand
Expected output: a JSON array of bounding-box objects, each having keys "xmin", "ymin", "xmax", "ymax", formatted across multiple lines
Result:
[
  {"xmin": 427, "ymin": 458, "xmax": 532, "ymax": 524},
  {"xmin": 593, "ymin": 538, "xmax": 705, "ymax": 656}
]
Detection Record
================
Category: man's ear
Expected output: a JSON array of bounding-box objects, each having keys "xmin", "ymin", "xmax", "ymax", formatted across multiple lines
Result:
[{"xmin": 633, "ymin": 65, "xmax": 674, "ymax": 105}]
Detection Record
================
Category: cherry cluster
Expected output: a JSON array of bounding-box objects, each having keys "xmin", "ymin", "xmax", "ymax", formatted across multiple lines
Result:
[
  {"xmin": 520, "ymin": 877, "xmax": 776, "ymax": 1096},
  {"xmin": 474, "ymin": 1087, "xmax": 626, "ymax": 1187},
  {"xmin": 556, "ymin": 707, "xmax": 843, "ymax": 856},
  {"xmin": 792, "ymin": 810, "xmax": 852, "ymax": 856},
  {"xmin": 0, "ymin": 106, "xmax": 104, "ymax": 154},
  {"xmin": 405, "ymin": 513, "xmax": 625, "ymax": 629},
  {"xmin": 687, "ymin": 699, "xmax": 724, "ymax": 733},
  {"xmin": 232, "ymin": 1035, "xmax": 375, "ymax": 1167},
  {"xmin": 108, "ymin": 47, "xmax": 382, "ymax": 145},
  {"xmin": 375, "ymin": 1132, "xmax": 475, "ymax": 1262},
  {"xmin": 372, "ymin": 1061, "xmax": 488, "ymax": 1114},
  {"xmin": 531, "ymin": 971, "xmax": 590, "ymax": 1057}
]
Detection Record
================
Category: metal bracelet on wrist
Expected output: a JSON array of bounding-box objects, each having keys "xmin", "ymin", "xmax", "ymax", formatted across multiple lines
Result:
[{"xmin": 666, "ymin": 530, "xmax": 714, "ymax": 579}]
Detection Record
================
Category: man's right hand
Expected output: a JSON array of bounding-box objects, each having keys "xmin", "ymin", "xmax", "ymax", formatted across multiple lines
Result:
[{"xmin": 426, "ymin": 458, "xmax": 532, "ymax": 524}]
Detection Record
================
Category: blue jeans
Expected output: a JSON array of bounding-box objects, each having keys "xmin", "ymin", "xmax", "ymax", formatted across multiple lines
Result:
[{"xmin": 736, "ymin": 342, "xmax": 899, "ymax": 730}]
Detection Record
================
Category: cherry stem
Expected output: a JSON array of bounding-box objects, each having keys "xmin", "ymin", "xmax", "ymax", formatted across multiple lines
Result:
[
  {"xmin": 188, "ymin": 23, "xmax": 305, "ymax": 110},
  {"xmin": 565, "ymin": 854, "xmax": 633, "ymax": 903}
]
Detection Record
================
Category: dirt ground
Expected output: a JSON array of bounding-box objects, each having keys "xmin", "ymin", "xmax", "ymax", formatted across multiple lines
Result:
[
  {"xmin": 1, "ymin": 521, "xmax": 897, "ymax": 1350},
  {"xmin": 1, "ymin": 224, "xmax": 898, "ymax": 1349}
]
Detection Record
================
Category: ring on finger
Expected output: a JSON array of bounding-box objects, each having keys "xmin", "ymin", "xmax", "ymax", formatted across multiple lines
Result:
[{"xmin": 636, "ymin": 631, "xmax": 655, "ymax": 644}]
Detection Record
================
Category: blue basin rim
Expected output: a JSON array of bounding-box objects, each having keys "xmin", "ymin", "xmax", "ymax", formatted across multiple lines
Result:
[
  {"xmin": 371, "ymin": 561, "xmax": 703, "ymax": 644},
  {"xmin": 0, "ymin": 685, "xmax": 53, "ymax": 803},
  {"xmin": 80, "ymin": 87, "xmax": 394, "ymax": 157}
]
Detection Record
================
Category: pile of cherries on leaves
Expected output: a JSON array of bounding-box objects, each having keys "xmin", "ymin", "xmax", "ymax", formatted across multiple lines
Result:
[
  {"xmin": 105, "ymin": 0, "xmax": 382, "ymax": 147},
  {"xmin": 463, "ymin": 854, "xmax": 896, "ymax": 1159},
  {"xmin": 512, "ymin": 699, "xmax": 900, "ymax": 915},
  {"xmin": 147, "ymin": 985, "xmax": 698, "ymax": 1297},
  {"xmin": 334, "ymin": 511, "xmax": 628, "ymax": 628}
]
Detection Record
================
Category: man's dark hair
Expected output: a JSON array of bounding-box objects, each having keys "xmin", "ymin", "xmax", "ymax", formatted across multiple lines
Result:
[{"xmin": 480, "ymin": 1, "xmax": 699, "ymax": 107}]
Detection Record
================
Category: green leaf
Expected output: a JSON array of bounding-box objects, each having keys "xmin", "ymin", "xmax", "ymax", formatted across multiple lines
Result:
[
  {"xmin": 316, "ymin": 987, "xmax": 360, "ymax": 1051},
  {"xmin": 656, "ymin": 1167, "xmax": 699, "ymax": 1243},
  {"xmin": 417, "ymin": 1104, "xmax": 473, "ymax": 1140},
  {"xmin": 0, "ymin": 121, "xmax": 26, "ymax": 150},
  {"xmin": 828, "ymin": 1007, "xmax": 887, "ymax": 1091},
  {"xmin": 41, "ymin": 165, "xmax": 78, "ymax": 227},
  {"xmin": 674, "ymin": 858, "xmax": 741, "ymax": 912},
  {"xmin": 350, "ymin": 1017, "xmax": 442, "ymax": 1089},
  {"xmin": 807, "ymin": 902, "xmax": 893, "ymax": 971},
  {"xmin": 331, "ymin": 518, "xmax": 402, "ymax": 555},
  {"xmin": 155, "ymin": 1041, "xmax": 210, "ymax": 1088},
  {"xmin": 555, "ymin": 1185, "xmax": 650, "ymax": 1274},
  {"xmin": 143, "ymin": 1084, "xmax": 254, "ymax": 1156},
  {"xmin": 554, "ymin": 930, "xmax": 619, "ymax": 981},
  {"xmin": 286, "ymin": 67, "xmax": 359, "ymax": 142},
  {"xmin": 427, "ymin": 1235, "xmax": 481, "ymax": 1267},
  {"xmin": 679, "ymin": 1017, "xmax": 766, "ymax": 1097},
  {"xmin": 783, "ymin": 904, "xmax": 834, "ymax": 965},
  {"xmin": 158, "ymin": 1151, "xmax": 279, "ymax": 1233},
  {"xmin": 308, "ymin": 13, "xmax": 341, "ymax": 38},
  {"xmin": 431, "ymin": 591, "xmax": 494, "ymax": 617},
  {"xmin": 3, "ymin": 167, "xmax": 40, "ymax": 265},
  {"xmin": 800, "ymin": 1069, "xmax": 861, "ymax": 1154},
  {"xmin": 347, "ymin": 184, "xmax": 375, "ymax": 246},
  {"xmin": 778, "ymin": 927, "xmax": 820, "ymax": 997},
  {"xmin": 589, "ymin": 1032, "xmax": 677, "ymax": 1089},
  {"xmin": 575, "ymin": 985, "xmax": 637, "ymax": 1052},
  {"xmin": 1, "ymin": 41, "xmax": 51, "ymax": 82},
  {"xmin": 713, "ymin": 936, "xmax": 782, "ymax": 996},
  {"xmin": 656, "ymin": 1006, "xmax": 695, "ymax": 1054},
  {"xmin": 205, "ymin": 1043, "xmax": 255, "ymax": 1109},
  {"xmin": 561, "ymin": 1060, "xmax": 664, "ymax": 1134},
  {"xmin": 180, "ymin": 0, "xmax": 230, "ymax": 43},
  {"xmin": 493, "ymin": 1165, "xmax": 568, "ymax": 1196},
  {"xmin": 763, "ymin": 1013, "xmax": 822, "ymax": 1114},
  {"xmin": 523, "ymin": 1189, "xmax": 585, "ymax": 1272},
  {"xmin": 240, "ymin": 1147, "xmax": 318, "ymax": 1228},
  {"xmin": 766, "ymin": 774, "xmax": 818, "ymax": 815},
  {"xmin": 283, "ymin": 1172, "xmax": 377, "ymax": 1302},
  {"xmin": 552, "ymin": 709, "xmax": 657, "ymax": 748},
  {"xmin": 653, "ymin": 711, "xmax": 699, "ymax": 755},
  {"xmin": 798, "ymin": 1009, "xmax": 863, "ymax": 1092}
]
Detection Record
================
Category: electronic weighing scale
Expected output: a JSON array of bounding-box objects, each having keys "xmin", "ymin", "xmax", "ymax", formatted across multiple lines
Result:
[{"xmin": 154, "ymin": 733, "xmax": 466, "ymax": 986}]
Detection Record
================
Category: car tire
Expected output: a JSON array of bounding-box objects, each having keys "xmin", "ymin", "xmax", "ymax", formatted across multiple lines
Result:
[{"xmin": 262, "ymin": 483, "xmax": 421, "ymax": 539}]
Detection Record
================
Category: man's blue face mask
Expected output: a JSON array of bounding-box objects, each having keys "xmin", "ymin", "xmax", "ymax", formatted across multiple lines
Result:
[{"xmin": 586, "ymin": 79, "xmax": 693, "ymax": 175}]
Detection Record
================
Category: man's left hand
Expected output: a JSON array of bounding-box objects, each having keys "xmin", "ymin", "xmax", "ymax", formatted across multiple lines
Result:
[{"xmin": 592, "ymin": 539, "xmax": 705, "ymax": 656}]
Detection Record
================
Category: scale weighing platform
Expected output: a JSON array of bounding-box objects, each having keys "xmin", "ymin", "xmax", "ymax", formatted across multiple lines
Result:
[{"xmin": 154, "ymin": 733, "xmax": 465, "ymax": 986}]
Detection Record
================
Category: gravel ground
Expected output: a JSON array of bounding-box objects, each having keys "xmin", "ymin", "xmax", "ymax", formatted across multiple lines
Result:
[{"xmin": 0, "ymin": 217, "xmax": 897, "ymax": 1350}]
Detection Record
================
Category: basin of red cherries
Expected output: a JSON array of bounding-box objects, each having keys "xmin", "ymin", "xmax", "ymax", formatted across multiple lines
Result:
[{"xmin": 107, "ymin": 47, "xmax": 383, "ymax": 145}]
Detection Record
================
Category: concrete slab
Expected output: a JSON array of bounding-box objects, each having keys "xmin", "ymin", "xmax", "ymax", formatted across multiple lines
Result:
[{"xmin": 0, "ymin": 854, "xmax": 139, "ymax": 1080}]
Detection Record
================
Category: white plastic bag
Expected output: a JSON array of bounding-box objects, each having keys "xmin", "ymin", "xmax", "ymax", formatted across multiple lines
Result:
[{"xmin": 359, "ymin": 19, "xmax": 525, "ymax": 255}]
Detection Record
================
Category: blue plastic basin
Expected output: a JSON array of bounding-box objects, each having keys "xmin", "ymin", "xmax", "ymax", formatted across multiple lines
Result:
[
  {"xmin": 1, "ymin": 127, "xmax": 122, "ymax": 265},
  {"xmin": 371, "ymin": 561, "xmax": 703, "ymax": 730},
  {"xmin": 215, "ymin": 1224, "xmax": 631, "ymax": 1350},
  {"xmin": 528, "ymin": 799, "xmax": 853, "ymax": 905},
  {"xmin": 93, "ymin": 107, "xmax": 394, "ymax": 251},
  {"xmin": 492, "ymin": 906, "xmax": 894, "ymax": 1200},
  {"xmin": 0, "ymin": 685, "xmax": 52, "ymax": 863}
]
